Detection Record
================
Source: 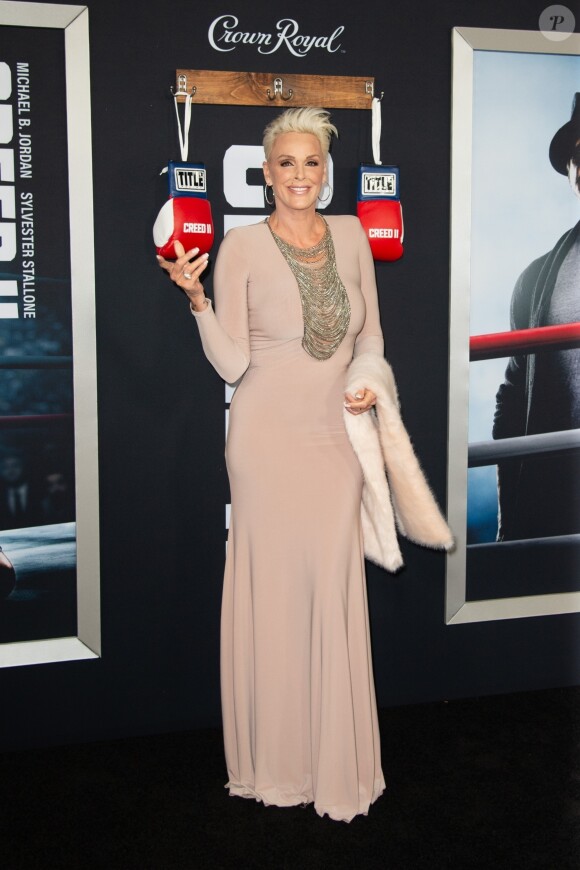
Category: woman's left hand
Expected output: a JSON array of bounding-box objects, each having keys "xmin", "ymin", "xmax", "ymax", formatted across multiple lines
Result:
[{"xmin": 344, "ymin": 388, "xmax": 377, "ymax": 415}]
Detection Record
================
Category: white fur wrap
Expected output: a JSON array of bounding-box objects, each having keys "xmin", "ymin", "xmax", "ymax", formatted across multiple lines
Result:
[{"xmin": 343, "ymin": 353, "xmax": 454, "ymax": 572}]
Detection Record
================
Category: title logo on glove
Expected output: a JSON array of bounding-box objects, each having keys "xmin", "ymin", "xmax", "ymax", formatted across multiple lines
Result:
[
  {"xmin": 361, "ymin": 172, "xmax": 397, "ymax": 197},
  {"xmin": 208, "ymin": 15, "xmax": 345, "ymax": 57},
  {"xmin": 173, "ymin": 166, "xmax": 206, "ymax": 194}
]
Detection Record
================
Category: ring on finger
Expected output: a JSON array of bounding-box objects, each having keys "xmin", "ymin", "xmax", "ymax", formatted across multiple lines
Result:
[{"xmin": 183, "ymin": 271, "xmax": 192, "ymax": 280}]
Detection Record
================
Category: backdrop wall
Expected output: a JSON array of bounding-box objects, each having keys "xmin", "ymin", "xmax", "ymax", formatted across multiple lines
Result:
[{"xmin": 1, "ymin": 0, "xmax": 578, "ymax": 751}]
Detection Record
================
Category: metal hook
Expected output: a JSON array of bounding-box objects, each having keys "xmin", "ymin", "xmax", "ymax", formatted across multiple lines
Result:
[
  {"xmin": 365, "ymin": 82, "xmax": 384, "ymax": 101},
  {"xmin": 171, "ymin": 74, "xmax": 196, "ymax": 97},
  {"xmin": 266, "ymin": 77, "xmax": 293, "ymax": 102}
]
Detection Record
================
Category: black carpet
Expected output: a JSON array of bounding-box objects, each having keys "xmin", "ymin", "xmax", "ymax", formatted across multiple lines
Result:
[{"xmin": 1, "ymin": 687, "xmax": 579, "ymax": 870}]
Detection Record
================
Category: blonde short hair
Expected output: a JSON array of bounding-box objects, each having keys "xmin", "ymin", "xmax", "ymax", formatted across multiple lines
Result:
[{"xmin": 263, "ymin": 107, "xmax": 338, "ymax": 160}]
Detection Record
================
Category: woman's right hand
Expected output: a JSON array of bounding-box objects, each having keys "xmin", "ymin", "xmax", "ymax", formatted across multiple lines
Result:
[{"xmin": 157, "ymin": 240, "xmax": 210, "ymax": 310}]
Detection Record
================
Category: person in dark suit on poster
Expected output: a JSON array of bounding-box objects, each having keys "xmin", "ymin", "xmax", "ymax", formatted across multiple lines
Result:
[
  {"xmin": 0, "ymin": 449, "xmax": 38, "ymax": 601},
  {"xmin": 0, "ymin": 449, "xmax": 43, "ymax": 531},
  {"xmin": 493, "ymin": 93, "xmax": 580, "ymax": 541}
]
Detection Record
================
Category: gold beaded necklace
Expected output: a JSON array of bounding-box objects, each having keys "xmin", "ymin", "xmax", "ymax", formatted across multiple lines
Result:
[{"xmin": 266, "ymin": 216, "xmax": 351, "ymax": 361}]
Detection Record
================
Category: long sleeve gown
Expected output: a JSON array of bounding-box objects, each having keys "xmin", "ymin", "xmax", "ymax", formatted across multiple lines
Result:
[{"xmin": 193, "ymin": 214, "xmax": 386, "ymax": 822}]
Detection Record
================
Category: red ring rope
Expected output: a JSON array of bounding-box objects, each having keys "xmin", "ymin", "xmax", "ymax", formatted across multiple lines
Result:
[{"xmin": 470, "ymin": 322, "xmax": 580, "ymax": 361}]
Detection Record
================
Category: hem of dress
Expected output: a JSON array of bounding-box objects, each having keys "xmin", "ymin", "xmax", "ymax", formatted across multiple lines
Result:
[
  {"xmin": 225, "ymin": 776, "xmax": 386, "ymax": 823},
  {"xmin": 314, "ymin": 780, "xmax": 385, "ymax": 823},
  {"xmin": 226, "ymin": 781, "xmax": 311, "ymax": 809}
]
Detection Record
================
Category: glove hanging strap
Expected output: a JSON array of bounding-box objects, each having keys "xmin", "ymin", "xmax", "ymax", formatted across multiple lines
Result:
[
  {"xmin": 371, "ymin": 97, "xmax": 382, "ymax": 166},
  {"xmin": 173, "ymin": 91, "xmax": 192, "ymax": 162}
]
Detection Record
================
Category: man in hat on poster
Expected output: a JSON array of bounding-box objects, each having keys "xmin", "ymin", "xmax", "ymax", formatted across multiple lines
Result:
[{"xmin": 492, "ymin": 93, "xmax": 580, "ymax": 541}]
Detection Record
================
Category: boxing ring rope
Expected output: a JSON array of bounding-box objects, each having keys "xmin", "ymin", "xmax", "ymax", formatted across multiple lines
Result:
[
  {"xmin": 0, "ymin": 356, "xmax": 72, "ymax": 369},
  {"xmin": 470, "ymin": 322, "xmax": 580, "ymax": 361},
  {"xmin": 469, "ymin": 532, "xmax": 580, "ymax": 553},
  {"xmin": 463, "ymin": 320, "xmax": 579, "ymax": 572},
  {"xmin": 0, "ymin": 356, "xmax": 74, "ymax": 429},
  {"xmin": 468, "ymin": 323, "xmax": 580, "ymax": 468},
  {"xmin": 0, "ymin": 414, "xmax": 72, "ymax": 429},
  {"xmin": 466, "ymin": 532, "xmax": 580, "ymax": 599},
  {"xmin": 469, "ymin": 428, "xmax": 580, "ymax": 467},
  {"xmin": 465, "ymin": 322, "xmax": 580, "ymax": 571}
]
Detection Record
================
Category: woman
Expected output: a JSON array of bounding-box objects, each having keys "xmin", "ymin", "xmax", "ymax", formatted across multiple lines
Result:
[{"xmin": 159, "ymin": 108, "xmax": 394, "ymax": 821}]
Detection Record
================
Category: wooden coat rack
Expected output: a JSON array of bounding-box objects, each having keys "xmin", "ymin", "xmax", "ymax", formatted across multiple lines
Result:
[{"xmin": 174, "ymin": 70, "xmax": 379, "ymax": 110}]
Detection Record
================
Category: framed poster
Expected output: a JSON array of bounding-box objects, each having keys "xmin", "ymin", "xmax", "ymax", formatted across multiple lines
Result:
[
  {"xmin": 0, "ymin": 2, "xmax": 99, "ymax": 666},
  {"xmin": 447, "ymin": 27, "xmax": 580, "ymax": 624}
]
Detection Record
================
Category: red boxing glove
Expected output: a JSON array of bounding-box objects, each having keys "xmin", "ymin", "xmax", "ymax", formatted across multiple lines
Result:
[
  {"xmin": 357, "ymin": 165, "xmax": 404, "ymax": 262},
  {"xmin": 153, "ymin": 197, "xmax": 214, "ymax": 259},
  {"xmin": 153, "ymin": 161, "xmax": 215, "ymax": 258}
]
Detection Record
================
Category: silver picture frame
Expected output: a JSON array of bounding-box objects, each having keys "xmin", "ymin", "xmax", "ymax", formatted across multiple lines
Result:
[
  {"xmin": 446, "ymin": 26, "xmax": 580, "ymax": 625},
  {"xmin": 0, "ymin": 1, "xmax": 99, "ymax": 666}
]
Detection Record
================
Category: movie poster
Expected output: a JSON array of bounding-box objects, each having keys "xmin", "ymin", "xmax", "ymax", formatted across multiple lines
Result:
[
  {"xmin": 465, "ymin": 49, "xmax": 580, "ymax": 602},
  {"xmin": 0, "ymin": 28, "xmax": 77, "ymax": 644}
]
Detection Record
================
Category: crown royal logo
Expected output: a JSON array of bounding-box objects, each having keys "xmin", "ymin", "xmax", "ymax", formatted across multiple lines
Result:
[{"xmin": 208, "ymin": 15, "xmax": 345, "ymax": 57}]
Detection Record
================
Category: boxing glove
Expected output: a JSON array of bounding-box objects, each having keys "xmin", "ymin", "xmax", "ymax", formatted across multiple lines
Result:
[
  {"xmin": 153, "ymin": 161, "xmax": 215, "ymax": 259},
  {"xmin": 357, "ymin": 165, "xmax": 404, "ymax": 262}
]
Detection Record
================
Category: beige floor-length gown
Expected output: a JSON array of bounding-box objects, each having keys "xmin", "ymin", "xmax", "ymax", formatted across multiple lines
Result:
[{"xmin": 193, "ymin": 214, "xmax": 386, "ymax": 822}]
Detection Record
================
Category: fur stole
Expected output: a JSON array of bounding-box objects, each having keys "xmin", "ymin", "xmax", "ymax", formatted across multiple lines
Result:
[{"xmin": 343, "ymin": 352, "xmax": 454, "ymax": 572}]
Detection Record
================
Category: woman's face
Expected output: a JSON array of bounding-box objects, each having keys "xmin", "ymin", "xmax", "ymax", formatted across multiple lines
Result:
[{"xmin": 263, "ymin": 132, "xmax": 327, "ymax": 214}]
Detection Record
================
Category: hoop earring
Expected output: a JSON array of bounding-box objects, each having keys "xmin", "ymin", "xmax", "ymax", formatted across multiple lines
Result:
[
  {"xmin": 264, "ymin": 184, "xmax": 275, "ymax": 206},
  {"xmin": 318, "ymin": 182, "xmax": 332, "ymax": 203}
]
